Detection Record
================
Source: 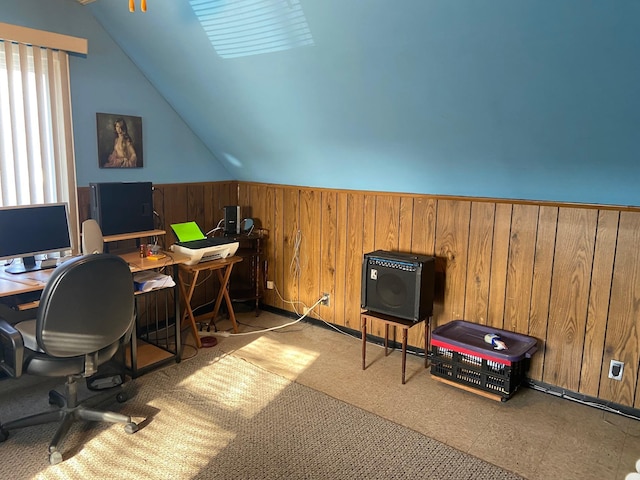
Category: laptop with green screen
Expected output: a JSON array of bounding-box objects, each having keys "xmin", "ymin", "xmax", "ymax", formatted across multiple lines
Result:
[{"xmin": 170, "ymin": 221, "xmax": 206, "ymax": 242}]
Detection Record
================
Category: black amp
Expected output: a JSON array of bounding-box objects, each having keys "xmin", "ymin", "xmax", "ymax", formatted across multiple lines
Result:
[{"xmin": 361, "ymin": 250, "xmax": 435, "ymax": 322}]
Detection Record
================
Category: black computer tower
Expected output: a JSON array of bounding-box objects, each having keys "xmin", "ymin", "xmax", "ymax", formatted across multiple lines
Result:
[{"xmin": 90, "ymin": 182, "xmax": 154, "ymax": 236}]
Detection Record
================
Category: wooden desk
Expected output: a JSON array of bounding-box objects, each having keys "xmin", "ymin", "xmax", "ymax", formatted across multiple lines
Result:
[
  {"xmin": 0, "ymin": 269, "xmax": 51, "ymax": 298},
  {"xmin": 1, "ymin": 250, "xmax": 190, "ymax": 378},
  {"xmin": 178, "ymin": 255, "xmax": 243, "ymax": 348},
  {"xmin": 360, "ymin": 310, "xmax": 430, "ymax": 384}
]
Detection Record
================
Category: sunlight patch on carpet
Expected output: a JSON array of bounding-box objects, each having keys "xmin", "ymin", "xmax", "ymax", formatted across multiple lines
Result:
[{"xmin": 233, "ymin": 335, "xmax": 319, "ymax": 379}]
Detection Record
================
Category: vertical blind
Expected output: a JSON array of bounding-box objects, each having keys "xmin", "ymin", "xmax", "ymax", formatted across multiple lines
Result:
[{"xmin": 0, "ymin": 40, "xmax": 79, "ymax": 251}]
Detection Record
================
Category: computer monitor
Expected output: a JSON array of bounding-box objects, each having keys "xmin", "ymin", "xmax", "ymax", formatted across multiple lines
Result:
[{"xmin": 0, "ymin": 203, "xmax": 72, "ymax": 274}]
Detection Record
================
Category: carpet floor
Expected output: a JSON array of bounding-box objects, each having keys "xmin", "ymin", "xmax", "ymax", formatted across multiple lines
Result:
[{"xmin": 0, "ymin": 348, "xmax": 524, "ymax": 479}]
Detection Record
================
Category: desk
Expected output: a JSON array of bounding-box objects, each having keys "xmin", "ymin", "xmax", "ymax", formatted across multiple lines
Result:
[
  {"xmin": 0, "ymin": 250, "xmax": 190, "ymax": 378},
  {"xmin": 360, "ymin": 310, "xmax": 430, "ymax": 384},
  {"xmin": 178, "ymin": 255, "xmax": 243, "ymax": 348}
]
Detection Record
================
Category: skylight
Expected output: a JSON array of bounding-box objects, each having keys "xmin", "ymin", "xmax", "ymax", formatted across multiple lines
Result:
[{"xmin": 189, "ymin": 0, "xmax": 315, "ymax": 59}]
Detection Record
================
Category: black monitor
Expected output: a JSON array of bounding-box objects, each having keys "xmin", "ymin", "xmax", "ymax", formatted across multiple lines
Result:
[
  {"xmin": 0, "ymin": 203, "xmax": 72, "ymax": 274},
  {"xmin": 90, "ymin": 182, "xmax": 154, "ymax": 236}
]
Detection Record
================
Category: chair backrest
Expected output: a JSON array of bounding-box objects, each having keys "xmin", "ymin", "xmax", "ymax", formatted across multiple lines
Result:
[
  {"xmin": 81, "ymin": 219, "xmax": 104, "ymax": 254},
  {"xmin": 36, "ymin": 254, "xmax": 135, "ymax": 358}
]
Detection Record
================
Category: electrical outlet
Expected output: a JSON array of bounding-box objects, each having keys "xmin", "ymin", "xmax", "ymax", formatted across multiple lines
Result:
[
  {"xmin": 303, "ymin": 307, "xmax": 310, "ymax": 315},
  {"xmin": 321, "ymin": 293, "xmax": 330, "ymax": 306},
  {"xmin": 608, "ymin": 360, "xmax": 624, "ymax": 380},
  {"xmin": 266, "ymin": 281, "xmax": 274, "ymax": 290}
]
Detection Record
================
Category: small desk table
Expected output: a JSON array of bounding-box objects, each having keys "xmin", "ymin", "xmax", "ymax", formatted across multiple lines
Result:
[
  {"xmin": 1, "ymin": 250, "xmax": 190, "ymax": 378},
  {"xmin": 361, "ymin": 310, "xmax": 430, "ymax": 384},
  {"xmin": 178, "ymin": 255, "xmax": 243, "ymax": 348}
]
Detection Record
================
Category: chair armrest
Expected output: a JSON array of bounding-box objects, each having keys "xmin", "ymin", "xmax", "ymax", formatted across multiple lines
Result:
[{"xmin": 0, "ymin": 318, "xmax": 24, "ymax": 378}]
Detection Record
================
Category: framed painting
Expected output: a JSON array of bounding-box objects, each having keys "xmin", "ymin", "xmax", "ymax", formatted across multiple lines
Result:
[{"xmin": 96, "ymin": 113, "xmax": 143, "ymax": 168}]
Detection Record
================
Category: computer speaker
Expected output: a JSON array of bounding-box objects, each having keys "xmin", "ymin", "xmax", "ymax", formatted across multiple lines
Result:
[
  {"xmin": 81, "ymin": 219, "xmax": 104, "ymax": 254},
  {"xmin": 224, "ymin": 206, "xmax": 241, "ymax": 235}
]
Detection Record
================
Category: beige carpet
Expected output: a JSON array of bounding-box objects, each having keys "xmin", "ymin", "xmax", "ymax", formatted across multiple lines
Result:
[{"xmin": 0, "ymin": 349, "xmax": 524, "ymax": 480}]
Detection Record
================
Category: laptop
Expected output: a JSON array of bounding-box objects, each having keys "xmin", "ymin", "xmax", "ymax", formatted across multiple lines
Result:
[{"xmin": 170, "ymin": 221, "xmax": 234, "ymax": 249}]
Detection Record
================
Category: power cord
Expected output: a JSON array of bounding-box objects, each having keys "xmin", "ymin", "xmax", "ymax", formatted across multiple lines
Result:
[
  {"xmin": 289, "ymin": 229, "xmax": 301, "ymax": 280},
  {"xmin": 206, "ymin": 219, "xmax": 224, "ymax": 237},
  {"xmin": 213, "ymin": 293, "xmax": 328, "ymax": 337},
  {"xmin": 267, "ymin": 282, "xmax": 413, "ymax": 355}
]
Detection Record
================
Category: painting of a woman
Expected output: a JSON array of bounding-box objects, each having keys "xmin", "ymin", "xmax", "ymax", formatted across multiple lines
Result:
[{"xmin": 97, "ymin": 113, "xmax": 143, "ymax": 168}]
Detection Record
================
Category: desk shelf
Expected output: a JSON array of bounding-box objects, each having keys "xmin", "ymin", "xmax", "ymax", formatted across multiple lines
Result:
[
  {"xmin": 124, "ymin": 338, "xmax": 175, "ymax": 377},
  {"xmin": 224, "ymin": 233, "xmax": 267, "ymax": 315},
  {"xmin": 110, "ymin": 234, "xmax": 188, "ymax": 379},
  {"xmin": 103, "ymin": 229, "xmax": 166, "ymax": 243}
]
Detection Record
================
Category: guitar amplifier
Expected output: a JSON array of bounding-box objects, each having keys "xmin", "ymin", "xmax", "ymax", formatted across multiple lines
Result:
[{"xmin": 361, "ymin": 250, "xmax": 435, "ymax": 322}]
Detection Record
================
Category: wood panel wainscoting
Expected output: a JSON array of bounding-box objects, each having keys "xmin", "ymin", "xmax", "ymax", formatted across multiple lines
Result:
[{"xmin": 79, "ymin": 182, "xmax": 640, "ymax": 410}]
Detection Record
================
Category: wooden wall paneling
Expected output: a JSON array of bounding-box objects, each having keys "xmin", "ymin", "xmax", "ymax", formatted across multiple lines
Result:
[
  {"xmin": 220, "ymin": 181, "xmax": 239, "ymax": 213},
  {"xmin": 503, "ymin": 204, "xmax": 538, "ymax": 334},
  {"xmin": 333, "ymin": 192, "xmax": 349, "ymax": 327},
  {"xmin": 151, "ymin": 186, "xmax": 165, "ymax": 246},
  {"xmin": 319, "ymin": 190, "xmax": 338, "ymax": 323},
  {"xmin": 264, "ymin": 186, "xmax": 285, "ymax": 309},
  {"xmin": 543, "ymin": 208, "xmax": 597, "ymax": 391},
  {"xmin": 247, "ymin": 184, "xmax": 266, "ymax": 228},
  {"xmin": 159, "ymin": 184, "xmax": 188, "ymax": 245},
  {"xmin": 203, "ymin": 183, "xmax": 221, "ymax": 234},
  {"xmin": 581, "ymin": 210, "xmax": 618, "ymax": 397},
  {"xmin": 238, "ymin": 184, "xmax": 251, "ymax": 219},
  {"xmin": 299, "ymin": 189, "xmax": 322, "ymax": 311},
  {"xmin": 434, "ymin": 199, "xmax": 471, "ymax": 328},
  {"xmin": 373, "ymin": 195, "xmax": 400, "ymax": 252},
  {"xmin": 398, "ymin": 197, "xmax": 414, "ymax": 253},
  {"xmin": 410, "ymin": 197, "xmax": 437, "ymax": 256},
  {"xmin": 486, "ymin": 203, "xmax": 512, "ymax": 329},
  {"xmin": 527, "ymin": 206, "xmax": 558, "ymax": 381},
  {"xmin": 344, "ymin": 193, "xmax": 365, "ymax": 330},
  {"xmin": 88, "ymin": 181, "xmax": 640, "ymax": 408},
  {"xmin": 187, "ymin": 184, "xmax": 205, "ymax": 231},
  {"xmin": 463, "ymin": 202, "xmax": 495, "ymax": 325},
  {"xmin": 77, "ymin": 187, "xmax": 90, "ymax": 224},
  {"xmin": 362, "ymin": 194, "xmax": 382, "ymax": 337},
  {"xmin": 282, "ymin": 188, "xmax": 300, "ymax": 314},
  {"xmin": 601, "ymin": 211, "xmax": 640, "ymax": 407}
]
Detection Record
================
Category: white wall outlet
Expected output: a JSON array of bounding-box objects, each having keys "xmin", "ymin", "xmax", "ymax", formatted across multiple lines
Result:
[
  {"xmin": 266, "ymin": 280, "xmax": 274, "ymax": 290},
  {"xmin": 321, "ymin": 293, "xmax": 330, "ymax": 306},
  {"xmin": 608, "ymin": 360, "xmax": 624, "ymax": 380}
]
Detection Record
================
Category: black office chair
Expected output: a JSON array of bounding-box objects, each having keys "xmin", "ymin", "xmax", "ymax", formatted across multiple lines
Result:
[{"xmin": 0, "ymin": 254, "xmax": 139, "ymax": 465}]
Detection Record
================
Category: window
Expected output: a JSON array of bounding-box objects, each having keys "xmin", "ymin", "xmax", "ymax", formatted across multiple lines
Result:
[
  {"xmin": 190, "ymin": 0, "xmax": 314, "ymax": 59},
  {"xmin": 0, "ymin": 29, "xmax": 80, "ymax": 252}
]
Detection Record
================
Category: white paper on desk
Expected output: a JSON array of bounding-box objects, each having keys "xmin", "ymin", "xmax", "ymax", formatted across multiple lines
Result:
[{"xmin": 133, "ymin": 271, "xmax": 175, "ymax": 292}]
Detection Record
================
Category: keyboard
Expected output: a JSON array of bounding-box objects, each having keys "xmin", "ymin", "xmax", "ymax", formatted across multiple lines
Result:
[{"xmin": 175, "ymin": 237, "xmax": 235, "ymax": 249}]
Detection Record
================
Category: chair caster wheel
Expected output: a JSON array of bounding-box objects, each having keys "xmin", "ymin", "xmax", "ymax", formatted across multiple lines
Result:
[
  {"xmin": 124, "ymin": 422, "xmax": 138, "ymax": 434},
  {"xmin": 49, "ymin": 450, "xmax": 63, "ymax": 465},
  {"xmin": 0, "ymin": 428, "xmax": 9, "ymax": 442},
  {"xmin": 116, "ymin": 392, "xmax": 128, "ymax": 403}
]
